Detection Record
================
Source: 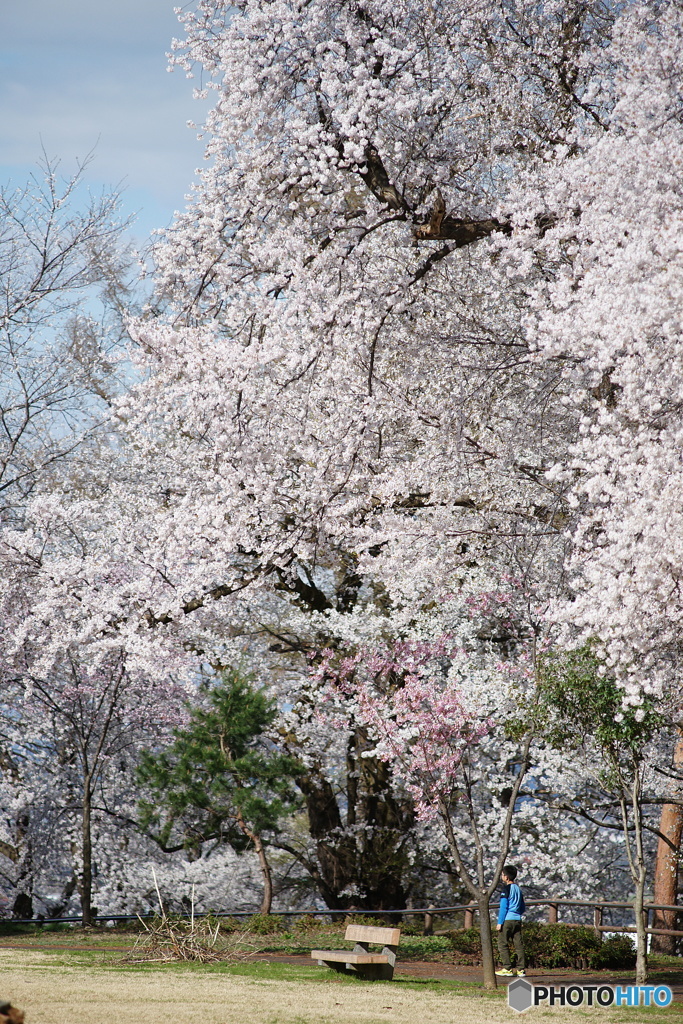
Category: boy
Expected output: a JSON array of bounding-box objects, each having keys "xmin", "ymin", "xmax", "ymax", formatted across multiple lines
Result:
[{"xmin": 495, "ymin": 864, "xmax": 526, "ymax": 977}]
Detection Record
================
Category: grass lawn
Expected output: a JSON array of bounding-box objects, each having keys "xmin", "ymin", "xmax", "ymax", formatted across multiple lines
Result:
[{"xmin": 0, "ymin": 925, "xmax": 682, "ymax": 1022}]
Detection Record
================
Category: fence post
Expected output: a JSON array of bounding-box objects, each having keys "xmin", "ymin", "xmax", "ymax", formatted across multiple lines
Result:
[
  {"xmin": 464, "ymin": 903, "xmax": 475, "ymax": 929},
  {"xmin": 547, "ymin": 903, "xmax": 558, "ymax": 925},
  {"xmin": 593, "ymin": 906, "xmax": 603, "ymax": 941},
  {"xmin": 424, "ymin": 904, "xmax": 434, "ymax": 936}
]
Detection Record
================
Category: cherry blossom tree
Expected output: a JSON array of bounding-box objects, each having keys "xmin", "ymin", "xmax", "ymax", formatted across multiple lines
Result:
[
  {"xmin": 0, "ymin": 156, "xmax": 145, "ymax": 922},
  {"xmin": 504, "ymin": 4, "xmax": 683, "ymax": 704},
  {"xmin": 0, "ymin": 644, "xmax": 187, "ymax": 925},
  {"xmin": 4, "ymin": 0, "xmax": 681, "ymax": 934},
  {"xmin": 496, "ymin": 4, "xmax": 683, "ymax": 923},
  {"xmin": 539, "ymin": 645, "xmax": 671, "ymax": 984},
  {"xmin": 3, "ymin": 0, "xmax": 612, "ymax": 675}
]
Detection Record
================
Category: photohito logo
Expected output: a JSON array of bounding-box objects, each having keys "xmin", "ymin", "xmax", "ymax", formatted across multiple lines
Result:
[{"xmin": 507, "ymin": 978, "xmax": 673, "ymax": 1013}]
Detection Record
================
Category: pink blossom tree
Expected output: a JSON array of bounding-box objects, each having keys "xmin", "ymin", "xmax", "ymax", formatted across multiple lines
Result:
[{"xmin": 318, "ymin": 634, "xmax": 536, "ymax": 990}]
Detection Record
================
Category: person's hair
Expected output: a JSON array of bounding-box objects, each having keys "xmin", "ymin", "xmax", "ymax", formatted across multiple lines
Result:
[{"xmin": 502, "ymin": 865, "xmax": 518, "ymax": 881}]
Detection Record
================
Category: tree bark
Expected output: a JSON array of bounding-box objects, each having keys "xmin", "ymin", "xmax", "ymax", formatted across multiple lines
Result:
[
  {"xmin": 478, "ymin": 894, "xmax": 498, "ymax": 990},
  {"xmin": 634, "ymin": 867, "xmax": 648, "ymax": 986},
  {"xmin": 12, "ymin": 812, "xmax": 32, "ymax": 920},
  {"xmin": 235, "ymin": 809, "xmax": 273, "ymax": 914},
  {"xmin": 0, "ymin": 841, "xmax": 18, "ymax": 863},
  {"xmin": 81, "ymin": 777, "xmax": 93, "ymax": 927},
  {"xmin": 651, "ymin": 734, "xmax": 683, "ymax": 953},
  {"xmin": 293, "ymin": 745, "xmax": 412, "ymax": 911},
  {"xmin": 633, "ymin": 799, "xmax": 649, "ymax": 986},
  {"xmin": 620, "ymin": 773, "xmax": 648, "ymax": 984},
  {"xmin": 253, "ymin": 832, "xmax": 273, "ymax": 915}
]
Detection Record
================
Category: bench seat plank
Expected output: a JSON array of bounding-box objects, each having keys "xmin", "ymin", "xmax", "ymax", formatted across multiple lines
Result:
[
  {"xmin": 311, "ymin": 950, "xmax": 389, "ymax": 964},
  {"xmin": 345, "ymin": 925, "xmax": 400, "ymax": 946}
]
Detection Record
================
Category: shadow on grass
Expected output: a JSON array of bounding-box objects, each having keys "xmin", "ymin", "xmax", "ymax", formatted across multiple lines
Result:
[{"xmin": 100, "ymin": 956, "xmax": 500, "ymax": 999}]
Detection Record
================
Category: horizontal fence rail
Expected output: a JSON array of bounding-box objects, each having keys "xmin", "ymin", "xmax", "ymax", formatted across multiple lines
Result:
[
  {"xmin": 4, "ymin": 899, "xmax": 683, "ymax": 941},
  {"xmin": 459, "ymin": 900, "xmax": 683, "ymax": 941}
]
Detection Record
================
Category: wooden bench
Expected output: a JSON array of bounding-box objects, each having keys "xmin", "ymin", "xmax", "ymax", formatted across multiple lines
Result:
[{"xmin": 312, "ymin": 924, "xmax": 401, "ymax": 980}]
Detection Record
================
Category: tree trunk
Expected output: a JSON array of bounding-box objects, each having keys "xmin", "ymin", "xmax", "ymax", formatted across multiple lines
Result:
[
  {"xmin": 295, "ymin": 757, "xmax": 412, "ymax": 911},
  {"xmin": 81, "ymin": 778, "xmax": 93, "ymax": 927},
  {"xmin": 618, "ymin": 772, "xmax": 648, "ymax": 984},
  {"xmin": 651, "ymin": 734, "xmax": 683, "ymax": 953},
  {"xmin": 634, "ymin": 867, "xmax": 648, "ymax": 985},
  {"xmin": 630, "ymin": 776, "xmax": 649, "ymax": 985},
  {"xmin": 235, "ymin": 810, "xmax": 273, "ymax": 914},
  {"xmin": 253, "ymin": 832, "xmax": 273, "ymax": 915},
  {"xmin": 11, "ymin": 892, "xmax": 33, "ymax": 919},
  {"xmin": 12, "ymin": 812, "xmax": 33, "ymax": 921},
  {"xmin": 478, "ymin": 894, "xmax": 498, "ymax": 991}
]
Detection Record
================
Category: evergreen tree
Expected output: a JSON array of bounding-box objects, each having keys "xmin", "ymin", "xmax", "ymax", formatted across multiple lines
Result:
[{"xmin": 138, "ymin": 670, "xmax": 301, "ymax": 913}]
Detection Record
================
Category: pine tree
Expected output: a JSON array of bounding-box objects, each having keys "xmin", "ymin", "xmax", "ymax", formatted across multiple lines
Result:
[{"xmin": 138, "ymin": 670, "xmax": 301, "ymax": 914}]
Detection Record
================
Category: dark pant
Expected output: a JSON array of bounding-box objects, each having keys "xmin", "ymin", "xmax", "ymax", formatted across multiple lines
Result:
[{"xmin": 498, "ymin": 919, "xmax": 525, "ymax": 969}]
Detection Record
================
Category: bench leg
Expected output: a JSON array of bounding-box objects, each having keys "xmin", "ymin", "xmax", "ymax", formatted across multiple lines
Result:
[
  {"xmin": 317, "ymin": 961, "xmax": 394, "ymax": 981},
  {"xmin": 357, "ymin": 964, "xmax": 394, "ymax": 981},
  {"xmin": 317, "ymin": 960, "xmax": 351, "ymax": 974}
]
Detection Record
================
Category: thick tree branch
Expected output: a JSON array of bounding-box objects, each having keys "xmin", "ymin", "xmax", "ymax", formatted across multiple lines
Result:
[{"xmin": 355, "ymin": 142, "xmax": 511, "ymax": 244}]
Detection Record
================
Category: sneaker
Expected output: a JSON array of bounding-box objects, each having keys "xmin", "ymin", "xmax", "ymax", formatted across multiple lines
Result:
[
  {"xmin": 517, "ymin": 970, "xmax": 526, "ymax": 977},
  {"xmin": 495, "ymin": 968, "xmax": 514, "ymax": 976}
]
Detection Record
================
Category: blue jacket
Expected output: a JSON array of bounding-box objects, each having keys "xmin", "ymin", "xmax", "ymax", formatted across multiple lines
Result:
[{"xmin": 498, "ymin": 882, "xmax": 525, "ymax": 924}]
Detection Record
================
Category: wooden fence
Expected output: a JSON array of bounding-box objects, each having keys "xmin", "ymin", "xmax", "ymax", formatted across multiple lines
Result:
[
  {"xmin": 441, "ymin": 899, "xmax": 683, "ymax": 941},
  {"xmin": 8, "ymin": 899, "xmax": 683, "ymax": 942}
]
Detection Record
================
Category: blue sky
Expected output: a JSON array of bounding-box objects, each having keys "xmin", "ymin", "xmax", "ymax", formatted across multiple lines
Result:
[{"xmin": 0, "ymin": 0, "xmax": 210, "ymax": 243}]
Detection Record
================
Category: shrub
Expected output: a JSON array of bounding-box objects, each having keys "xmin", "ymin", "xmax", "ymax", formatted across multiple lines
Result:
[
  {"xmin": 217, "ymin": 916, "xmax": 243, "ymax": 933},
  {"xmin": 400, "ymin": 919, "xmax": 429, "ymax": 937},
  {"xmin": 447, "ymin": 927, "xmax": 484, "ymax": 965},
  {"xmin": 590, "ymin": 936, "xmax": 637, "ymax": 970},
  {"xmin": 522, "ymin": 923, "xmax": 599, "ymax": 969},
  {"xmin": 244, "ymin": 913, "xmax": 286, "ymax": 935},
  {"xmin": 292, "ymin": 914, "xmax": 326, "ymax": 934},
  {"xmin": 447, "ymin": 923, "xmax": 636, "ymax": 970}
]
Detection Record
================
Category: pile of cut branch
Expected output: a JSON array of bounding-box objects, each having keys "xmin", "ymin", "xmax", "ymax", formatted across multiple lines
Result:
[
  {"xmin": 121, "ymin": 913, "xmax": 258, "ymax": 964},
  {"xmin": 121, "ymin": 874, "xmax": 259, "ymax": 965}
]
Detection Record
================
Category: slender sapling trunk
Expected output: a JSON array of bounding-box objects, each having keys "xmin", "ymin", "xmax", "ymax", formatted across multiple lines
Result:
[
  {"xmin": 235, "ymin": 809, "xmax": 273, "ymax": 914},
  {"xmin": 81, "ymin": 776, "xmax": 93, "ymax": 927},
  {"xmin": 478, "ymin": 894, "xmax": 497, "ymax": 989},
  {"xmin": 631, "ymin": 775, "xmax": 649, "ymax": 985}
]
